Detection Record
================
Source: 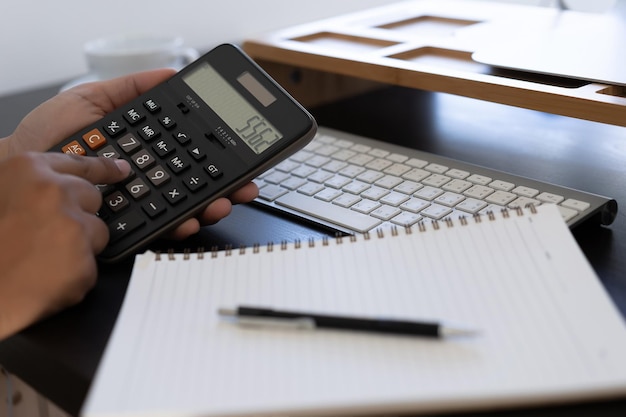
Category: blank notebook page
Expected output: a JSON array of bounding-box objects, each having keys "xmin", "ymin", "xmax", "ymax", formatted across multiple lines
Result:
[{"xmin": 82, "ymin": 204, "xmax": 626, "ymax": 417}]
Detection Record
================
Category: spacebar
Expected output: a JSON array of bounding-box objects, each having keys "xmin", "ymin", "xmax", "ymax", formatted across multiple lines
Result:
[{"xmin": 275, "ymin": 192, "xmax": 382, "ymax": 233}]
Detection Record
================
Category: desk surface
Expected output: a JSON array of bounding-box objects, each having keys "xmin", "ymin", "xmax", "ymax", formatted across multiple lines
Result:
[{"xmin": 1, "ymin": 83, "xmax": 626, "ymax": 416}]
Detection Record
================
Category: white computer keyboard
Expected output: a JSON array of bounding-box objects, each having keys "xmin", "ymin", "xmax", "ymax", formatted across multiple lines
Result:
[{"xmin": 254, "ymin": 127, "xmax": 617, "ymax": 233}]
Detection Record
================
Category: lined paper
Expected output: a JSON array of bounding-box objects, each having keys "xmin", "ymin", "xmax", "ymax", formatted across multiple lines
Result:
[{"xmin": 83, "ymin": 204, "xmax": 626, "ymax": 417}]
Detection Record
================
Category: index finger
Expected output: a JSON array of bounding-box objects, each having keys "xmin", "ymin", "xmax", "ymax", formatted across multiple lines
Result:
[{"xmin": 45, "ymin": 153, "xmax": 131, "ymax": 185}]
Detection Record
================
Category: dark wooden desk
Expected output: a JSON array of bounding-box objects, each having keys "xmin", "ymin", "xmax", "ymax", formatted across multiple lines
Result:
[{"xmin": 1, "ymin": 83, "xmax": 625, "ymax": 416}]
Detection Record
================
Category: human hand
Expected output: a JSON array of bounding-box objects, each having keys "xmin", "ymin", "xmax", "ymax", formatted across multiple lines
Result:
[
  {"xmin": 0, "ymin": 152, "xmax": 130, "ymax": 340},
  {"xmin": 0, "ymin": 70, "xmax": 258, "ymax": 239}
]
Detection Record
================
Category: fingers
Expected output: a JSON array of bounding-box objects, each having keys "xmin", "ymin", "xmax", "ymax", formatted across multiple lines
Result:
[
  {"xmin": 167, "ymin": 182, "xmax": 259, "ymax": 240},
  {"xmin": 227, "ymin": 182, "xmax": 259, "ymax": 204},
  {"xmin": 46, "ymin": 152, "xmax": 131, "ymax": 185},
  {"xmin": 94, "ymin": 68, "xmax": 176, "ymax": 110},
  {"xmin": 7, "ymin": 69, "xmax": 176, "ymax": 155}
]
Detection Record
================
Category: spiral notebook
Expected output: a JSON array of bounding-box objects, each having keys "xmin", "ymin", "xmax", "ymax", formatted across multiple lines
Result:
[{"xmin": 82, "ymin": 204, "xmax": 626, "ymax": 417}]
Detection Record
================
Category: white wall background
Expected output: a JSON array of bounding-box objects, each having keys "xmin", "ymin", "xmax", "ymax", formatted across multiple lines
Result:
[
  {"xmin": 0, "ymin": 0, "xmax": 395, "ymax": 96},
  {"xmin": 0, "ymin": 0, "xmax": 621, "ymax": 97}
]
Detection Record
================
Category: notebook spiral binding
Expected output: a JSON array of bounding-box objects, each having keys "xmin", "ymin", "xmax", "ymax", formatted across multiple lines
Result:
[{"xmin": 154, "ymin": 206, "xmax": 537, "ymax": 260}]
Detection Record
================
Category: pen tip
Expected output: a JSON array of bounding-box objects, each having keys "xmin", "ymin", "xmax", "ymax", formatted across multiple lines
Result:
[
  {"xmin": 440, "ymin": 326, "xmax": 480, "ymax": 338},
  {"xmin": 217, "ymin": 308, "xmax": 236, "ymax": 317}
]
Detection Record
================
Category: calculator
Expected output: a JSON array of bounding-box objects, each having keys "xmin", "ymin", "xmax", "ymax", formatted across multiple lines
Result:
[{"xmin": 52, "ymin": 44, "xmax": 317, "ymax": 262}]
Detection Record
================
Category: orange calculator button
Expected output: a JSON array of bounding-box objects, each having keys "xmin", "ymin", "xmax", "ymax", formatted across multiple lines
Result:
[
  {"xmin": 82, "ymin": 128, "xmax": 107, "ymax": 150},
  {"xmin": 62, "ymin": 140, "xmax": 87, "ymax": 155}
]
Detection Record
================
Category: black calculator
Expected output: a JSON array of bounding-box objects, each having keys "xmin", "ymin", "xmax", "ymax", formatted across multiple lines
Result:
[{"xmin": 52, "ymin": 44, "xmax": 317, "ymax": 262}]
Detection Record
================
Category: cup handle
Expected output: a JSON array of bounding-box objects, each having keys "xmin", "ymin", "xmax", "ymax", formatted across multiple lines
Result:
[{"xmin": 180, "ymin": 47, "xmax": 200, "ymax": 65}]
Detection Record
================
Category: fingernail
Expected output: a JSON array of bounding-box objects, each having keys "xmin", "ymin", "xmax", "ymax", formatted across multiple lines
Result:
[{"xmin": 114, "ymin": 158, "xmax": 131, "ymax": 176}]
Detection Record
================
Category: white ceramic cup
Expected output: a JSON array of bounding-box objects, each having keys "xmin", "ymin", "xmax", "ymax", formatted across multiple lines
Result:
[{"xmin": 84, "ymin": 34, "xmax": 199, "ymax": 80}]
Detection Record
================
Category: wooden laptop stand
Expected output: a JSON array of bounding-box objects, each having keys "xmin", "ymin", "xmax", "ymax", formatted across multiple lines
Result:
[{"xmin": 243, "ymin": 0, "xmax": 626, "ymax": 126}]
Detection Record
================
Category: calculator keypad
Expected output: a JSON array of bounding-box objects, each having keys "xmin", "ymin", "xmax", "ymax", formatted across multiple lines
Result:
[{"xmin": 58, "ymin": 95, "xmax": 238, "ymax": 261}]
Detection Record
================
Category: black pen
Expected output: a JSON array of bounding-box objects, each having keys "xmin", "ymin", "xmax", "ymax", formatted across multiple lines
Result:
[{"xmin": 217, "ymin": 306, "xmax": 477, "ymax": 338}]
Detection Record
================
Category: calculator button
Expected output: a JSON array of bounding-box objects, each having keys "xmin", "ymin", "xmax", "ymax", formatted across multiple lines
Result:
[
  {"xmin": 139, "ymin": 124, "xmax": 161, "ymax": 141},
  {"xmin": 205, "ymin": 163, "xmax": 223, "ymax": 179},
  {"xmin": 131, "ymin": 149, "xmax": 156, "ymax": 171},
  {"xmin": 145, "ymin": 165, "xmax": 171, "ymax": 187},
  {"xmin": 142, "ymin": 200, "xmax": 166, "ymax": 218},
  {"xmin": 188, "ymin": 146, "xmax": 206, "ymax": 161},
  {"xmin": 95, "ymin": 183, "xmax": 115, "ymax": 195},
  {"xmin": 173, "ymin": 131, "xmax": 191, "ymax": 146},
  {"xmin": 105, "ymin": 191, "xmax": 130, "ymax": 212},
  {"xmin": 82, "ymin": 128, "xmax": 107, "ymax": 150},
  {"xmin": 159, "ymin": 116, "xmax": 176, "ymax": 130},
  {"xmin": 62, "ymin": 140, "xmax": 86, "ymax": 155},
  {"xmin": 143, "ymin": 99, "xmax": 160, "ymax": 113},
  {"xmin": 97, "ymin": 145, "xmax": 120, "ymax": 159},
  {"xmin": 109, "ymin": 211, "xmax": 145, "ymax": 243},
  {"xmin": 123, "ymin": 108, "xmax": 146, "ymax": 125},
  {"xmin": 183, "ymin": 173, "xmax": 207, "ymax": 192},
  {"xmin": 125, "ymin": 178, "xmax": 150, "ymax": 200},
  {"xmin": 96, "ymin": 205, "xmax": 111, "ymax": 221},
  {"xmin": 167, "ymin": 154, "xmax": 191, "ymax": 174},
  {"xmin": 117, "ymin": 133, "xmax": 142, "ymax": 154},
  {"xmin": 152, "ymin": 138, "xmax": 175, "ymax": 157},
  {"xmin": 163, "ymin": 186, "xmax": 187, "ymax": 205},
  {"xmin": 103, "ymin": 119, "xmax": 126, "ymax": 137}
]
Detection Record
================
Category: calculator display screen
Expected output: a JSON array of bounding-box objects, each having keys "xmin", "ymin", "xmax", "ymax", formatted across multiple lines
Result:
[{"xmin": 182, "ymin": 62, "xmax": 283, "ymax": 154}]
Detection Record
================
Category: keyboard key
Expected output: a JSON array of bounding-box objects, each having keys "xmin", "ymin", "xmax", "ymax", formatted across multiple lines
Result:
[
  {"xmin": 402, "ymin": 168, "xmax": 430, "ymax": 182},
  {"xmin": 258, "ymin": 184, "xmax": 288, "ymax": 201},
  {"xmin": 394, "ymin": 180, "xmax": 422, "ymax": 195},
  {"xmin": 485, "ymin": 190, "xmax": 517, "ymax": 206},
  {"xmin": 380, "ymin": 191, "xmax": 410, "ymax": 207},
  {"xmin": 464, "ymin": 185, "xmax": 494, "ymax": 199},
  {"xmin": 374, "ymin": 175, "xmax": 403, "ymax": 189},
  {"xmin": 315, "ymin": 188, "xmax": 342, "ymax": 202},
  {"xmin": 356, "ymin": 169, "xmax": 384, "ymax": 184},
  {"xmin": 562, "ymin": 198, "xmax": 590, "ymax": 212},
  {"xmin": 442, "ymin": 179, "xmax": 472, "ymax": 193},
  {"xmin": 391, "ymin": 212, "xmax": 422, "ymax": 227},
  {"xmin": 456, "ymin": 198, "xmax": 488, "ymax": 214},
  {"xmin": 509, "ymin": 196, "xmax": 540, "ymax": 209},
  {"xmin": 537, "ymin": 192, "xmax": 564, "ymax": 204},
  {"xmin": 297, "ymin": 182, "xmax": 325, "ymax": 196},
  {"xmin": 333, "ymin": 193, "xmax": 361, "ymax": 208},
  {"xmin": 414, "ymin": 186, "xmax": 444, "ymax": 201},
  {"xmin": 281, "ymin": 177, "xmax": 308, "ymax": 191},
  {"xmin": 513, "ymin": 186, "xmax": 539, "ymax": 198},
  {"xmin": 467, "ymin": 174, "xmax": 492, "ymax": 185},
  {"xmin": 325, "ymin": 175, "xmax": 352, "ymax": 189},
  {"xmin": 490, "ymin": 180, "xmax": 515, "ymax": 191},
  {"xmin": 400, "ymin": 198, "xmax": 430, "ymax": 213},
  {"xmin": 343, "ymin": 181, "xmax": 371, "ymax": 195},
  {"xmin": 352, "ymin": 199, "xmax": 381, "ymax": 214},
  {"xmin": 434, "ymin": 191, "xmax": 465, "ymax": 207},
  {"xmin": 361, "ymin": 186, "xmax": 390, "ymax": 201},
  {"xmin": 422, "ymin": 174, "xmax": 451, "ymax": 188},
  {"xmin": 371, "ymin": 205, "xmax": 401, "ymax": 221},
  {"xmin": 421, "ymin": 204, "xmax": 453, "ymax": 220},
  {"xmin": 425, "ymin": 163, "xmax": 448, "ymax": 174}
]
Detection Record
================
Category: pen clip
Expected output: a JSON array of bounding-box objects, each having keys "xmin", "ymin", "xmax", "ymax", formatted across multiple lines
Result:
[
  {"xmin": 236, "ymin": 316, "xmax": 316, "ymax": 330},
  {"xmin": 218, "ymin": 308, "xmax": 316, "ymax": 330}
]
